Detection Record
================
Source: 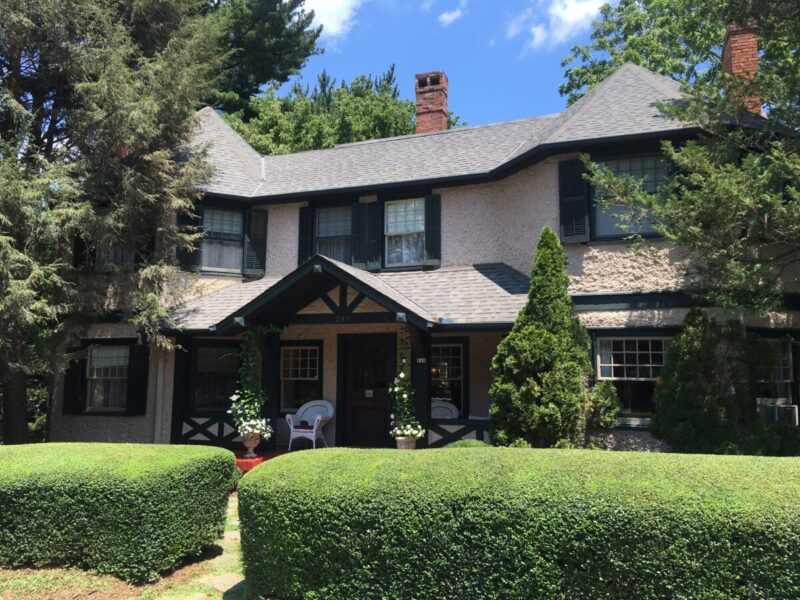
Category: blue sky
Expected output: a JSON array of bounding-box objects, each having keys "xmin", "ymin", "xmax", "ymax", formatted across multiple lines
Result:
[{"xmin": 280, "ymin": 0, "xmax": 607, "ymax": 126}]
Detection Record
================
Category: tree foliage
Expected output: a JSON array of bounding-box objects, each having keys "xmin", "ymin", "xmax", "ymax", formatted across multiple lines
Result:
[
  {"xmin": 489, "ymin": 227, "xmax": 592, "ymax": 447},
  {"xmin": 0, "ymin": 0, "xmax": 320, "ymax": 442},
  {"xmin": 224, "ymin": 66, "xmax": 417, "ymax": 155},
  {"xmin": 579, "ymin": 0, "xmax": 800, "ymax": 312}
]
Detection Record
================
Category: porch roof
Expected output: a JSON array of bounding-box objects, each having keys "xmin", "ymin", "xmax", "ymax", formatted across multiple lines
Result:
[{"xmin": 169, "ymin": 257, "xmax": 530, "ymax": 333}]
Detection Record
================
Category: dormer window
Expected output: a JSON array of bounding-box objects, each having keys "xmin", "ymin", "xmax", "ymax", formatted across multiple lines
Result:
[{"xmin": 385, "ymin": 199, "xmax": 425, "ymax": 267}]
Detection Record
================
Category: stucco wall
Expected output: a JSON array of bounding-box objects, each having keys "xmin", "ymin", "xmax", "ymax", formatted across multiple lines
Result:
[
  {"xmin": 266, "ymin": 202, "xmax": 302, "ymax": 276},
  {"xmin": 436, "ymin": 154, "xmax": 686, "ymax": 293},
  {"xmin": 579, "ymin": 308, "xmax": 800, "ymax": 330}
]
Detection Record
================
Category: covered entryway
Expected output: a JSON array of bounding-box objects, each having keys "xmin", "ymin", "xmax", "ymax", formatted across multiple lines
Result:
[{"xmin": 338, "ymin": 333, "xmax": 397, "ymax": 447}]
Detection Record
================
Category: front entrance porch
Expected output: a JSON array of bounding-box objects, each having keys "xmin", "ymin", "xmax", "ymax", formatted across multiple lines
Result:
[{"xmin": 170, "ymin": 256, "xmax": 503, "ymax": 449}]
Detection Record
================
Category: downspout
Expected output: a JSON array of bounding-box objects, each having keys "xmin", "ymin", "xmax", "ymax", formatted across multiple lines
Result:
[{"xmin": 153, "ymin": 348, "xmax": 164, "ymax": 444}]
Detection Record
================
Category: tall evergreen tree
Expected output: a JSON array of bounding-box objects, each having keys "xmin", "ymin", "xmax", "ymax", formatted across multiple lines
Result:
[{"xmin": 489, "ymin": 227, "xmax": 591, "ymax": 447}]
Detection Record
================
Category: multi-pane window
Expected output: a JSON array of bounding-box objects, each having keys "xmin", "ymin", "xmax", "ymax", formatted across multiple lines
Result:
[
  {"xmin": 86, "ymin": 346, "xmax": 129, "ymax": 411},
  {"xmin": 97, "ymin": 244, "xmax": 135, "ymax": 270},
  {"xmin": 594, "ymin": 155, "xmax": 668, "ymax": 238},
  {"xmin": 762, "ymin": 339, "xmax": 794, "ymax": 399},
  {"xmin": 431, "ymin": 344, "xmax": 464, "ymax": 419},
  {"xmin": 316, "ymin": 206, "xmax": 352, "ymax": 264},
  {"xmin": 280, "ymin": 345, "xmax": 322, "ymax": 412},
  {"xmin": 194, "ymin": 346, "xmax": 240, "ymax": 412},
  {"xmin": 597, "ymin": 337, "xmax": 670, "ymax": 414},
  {"xmin": 385, "ymin": 199, "xmax": 425, "ymax": 267},
  {"xmin": 202, "ymin": 208, "xmax": 243, "ymax": 272}
]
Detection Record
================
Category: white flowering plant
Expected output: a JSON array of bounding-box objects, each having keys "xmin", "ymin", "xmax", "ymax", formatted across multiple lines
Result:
[
  {"xmin": 229, "ymin": 388, "xmax": 272, "ymax": 441},
  {"xmin": 389, "ymin": 359, "xmax": 425, "ymax": 440}
]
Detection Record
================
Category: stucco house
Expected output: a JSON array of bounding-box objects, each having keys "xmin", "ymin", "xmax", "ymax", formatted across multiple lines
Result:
[{"xmin": 50, "ymin": 27, "xmax": 799, "ymax": 448}]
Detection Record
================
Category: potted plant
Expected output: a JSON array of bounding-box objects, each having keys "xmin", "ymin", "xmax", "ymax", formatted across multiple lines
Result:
[
  {"xmin": 229, "ymin": 388, "xmax": 273, "ymax": 458},
  {"xmin": 389, "ymin": 359, "xmax": 425, "ymax": 449}
]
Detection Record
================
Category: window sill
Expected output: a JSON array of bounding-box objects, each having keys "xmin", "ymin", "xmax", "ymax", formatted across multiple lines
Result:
[
  {"xmin": 199, "ymin": 269, "xmax": 243, "ymax": 278},
  {"xmin": 76, "ymin": 410, "xmax": 131, "ymax": 417}
]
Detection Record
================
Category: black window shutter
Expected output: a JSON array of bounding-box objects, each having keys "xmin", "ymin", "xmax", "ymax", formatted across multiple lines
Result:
[
  {"xmin": 424, "ymin": 194, "xmax": 442, "ymax": 267},
  {"xmin": 62, "ymin": 355, "xmax": 86, "ymax": 414},
  {"xmin": 351, "ymin": 202, "xmax": 368, "ymax": 269},
  {"xmin": 298, "ymin": 205, "xmax": 314, "ymax": 266},
  {"xmin": 243, "ymin": 210, "xmax": 268, "ymax": 277},
  {"xmin": 72, "ymin": 236, "xmax": 96, "ymax": 270},
  {"xmin": 126, "ymin": 345, "xmax": 150, "ymax": 416},
  {"xmin": 366, "ymin": 202, "xmax": 383, "ymax": 271},
  {"xmin": 558, "ymin": 159, "xmax": 590, "ymax": 243},
  {"xmin": 177, "ymin": 207, "xmax": 202, "ymax": 271}
]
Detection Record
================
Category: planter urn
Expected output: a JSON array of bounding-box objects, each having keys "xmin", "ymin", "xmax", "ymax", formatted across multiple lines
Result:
[
  {"xmin": 395, "ymin": 437, "xmax": 417, "ymax": 450},
  {"xmin": 242, "ymin": 433, "xmax": 261, "ymax": 458}
]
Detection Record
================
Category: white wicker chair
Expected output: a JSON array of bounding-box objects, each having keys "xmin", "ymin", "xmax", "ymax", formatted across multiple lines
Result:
[
  {"xmin": 286, "ymin": 399, "xmax": 334, "ymax": 450},
  {"xmin": 431, "ymin": 399, "xmax": 459, "ymax": 419}
]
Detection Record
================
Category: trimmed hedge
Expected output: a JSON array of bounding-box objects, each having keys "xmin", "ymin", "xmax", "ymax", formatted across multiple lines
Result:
[
  {"xmin": 240, "ymin": 448, "xmax": 800, "ymax": 599},
  {"xmin": 0, "ymin": 443, "xmax": 235, "ymax": 583}
]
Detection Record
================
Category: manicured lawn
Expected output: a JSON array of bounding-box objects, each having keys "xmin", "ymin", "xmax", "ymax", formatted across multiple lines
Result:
[{"xmin": 0, "ymin": 495, "xmax": 244, "ymax": 600}]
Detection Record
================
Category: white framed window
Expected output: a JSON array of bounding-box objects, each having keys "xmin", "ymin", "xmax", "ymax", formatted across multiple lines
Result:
[
  {"xmin": 764, "ymin": 339, "xmax": 794, "ymax": 399},
  {"xmin": 596, "ymin": 337, "xmax": 670, "ymax": 415},
  {"xmin": 202, "ymin": 208, "xmax": 243, "ymax": 273},
  {"xmin": 594, "ymin": 155, "xmax": 668, "ymax": 238},
  {"xmin": 316, "ymin": 205, "xmax": 352, "ymax": 264},
  {"xmin": 385, "ymin": 199, "xmax": 425, "ymax": 267},
  {"xmin": 280, "ymin": 345, "xmax": 322, "ymax": 412},
  {"xmin": 431, "ymin": 344, "xmax": 464, "ymax": 419},
  {"xmin": 86, "ymin": 346, "xmax": 129, "ymax": 411}
]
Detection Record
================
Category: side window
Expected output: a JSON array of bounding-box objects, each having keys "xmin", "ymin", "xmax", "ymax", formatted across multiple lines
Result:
[
  {"xmin": 280, "ymin": 344, "xmax": 322, "ymax": 412},
  {"xmin": 316, "ymin": 205, "xmax": 352, "ymax": 264},
  {"xmin": 430, "ymin": 343, "xmax": 466, "ymax": 419},
  {"xmin": 86, "ymin": 346, "xmax": 130, "ymax": 412},
  {"xmin": 194, "ymin": 346, "xmax": 240, "ymax": 412},
  {"xmin": 202, "ymin": 208, "xmax": 244, "ymax": 273},
  {"xmin": 593, "ymin": 155, "xmax": 667, "ymax": 239},
  {"xmin": 384, "ymin": 199, "xmax": 425, "ymax": 267}
]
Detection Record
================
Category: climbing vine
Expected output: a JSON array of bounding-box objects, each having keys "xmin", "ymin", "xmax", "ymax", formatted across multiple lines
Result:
[{"xmin": 228, "ymin": 325, "xmax": 280, "ymax": 436}]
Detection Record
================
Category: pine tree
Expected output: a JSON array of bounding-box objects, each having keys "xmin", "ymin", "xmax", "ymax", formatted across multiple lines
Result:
[{"xmin": 489, "ymin": 227, "xmax": 591, "ymax": 447}]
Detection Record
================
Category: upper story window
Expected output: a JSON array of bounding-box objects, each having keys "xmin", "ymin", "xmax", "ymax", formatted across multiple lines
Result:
[
  {"xmin": 385, "ymin": 199, "xmax": 425, "ymax": 267},
  {"xmin": 316, "ymin": 205, "xmax": 352, "ymax": 264},
  {"xmin": 86, "ymin": 345, "xmax": 129, "ymax": 412},
  {"xmin": 202, "ymin": 208, "xmax": 244, "ymax": 273},
  {"xmin": 558, "ymin": 154, "xmax": 668, "ymax": 244},
  {"xmin": 593, "ymin": 155, "xmax": 667, "ymax": 239}
]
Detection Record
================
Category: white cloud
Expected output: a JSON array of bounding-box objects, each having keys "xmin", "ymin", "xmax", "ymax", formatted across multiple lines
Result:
[
  {"xmin": 420, "ymin": 0, "xmax": 436, "ymax": 12},
  {"xmin": 506, "ymin": 0, "xmax": 604, "ymax": 51},
  {"xmin": 437, "ymin": 0, "xmax": 466, "ymax": 27},
  {"xmin": 304, "ymin": 0, "xmax": 365, "ymax": 40}
]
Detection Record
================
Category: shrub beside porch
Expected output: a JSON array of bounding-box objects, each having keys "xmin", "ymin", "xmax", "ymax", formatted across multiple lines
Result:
[{"xmin": 239, "ymin": 447, "xmax": 800, "ymax": 599}]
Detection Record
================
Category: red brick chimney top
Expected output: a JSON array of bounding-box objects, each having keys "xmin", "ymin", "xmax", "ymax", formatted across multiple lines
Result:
[
  {"xmin": 722, "ymin": 23, "xmax": 761, "ymax": 114},
  {"xmin": 415, "ymin": 71, "xmax": 448, "ymax": 134}
]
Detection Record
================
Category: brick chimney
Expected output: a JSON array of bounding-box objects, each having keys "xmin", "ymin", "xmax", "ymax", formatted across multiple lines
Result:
[
  {"xmin": 415, "ymin": 71, "xmax": 448, "ymax": 134},
  {"xmin": 722, "ymin": 23, "xmax": 761, "ymax": 114}
]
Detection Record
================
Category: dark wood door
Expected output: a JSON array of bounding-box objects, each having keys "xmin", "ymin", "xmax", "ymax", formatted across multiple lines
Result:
[{"xmin": 341, "ymin": 334, "xmax": 396, "ymax": 447}]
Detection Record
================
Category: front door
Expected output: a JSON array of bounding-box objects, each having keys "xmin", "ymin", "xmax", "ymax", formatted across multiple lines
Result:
[{"xmin": 340, "ymin": 334, "xmax": 396, "ymax": 447}]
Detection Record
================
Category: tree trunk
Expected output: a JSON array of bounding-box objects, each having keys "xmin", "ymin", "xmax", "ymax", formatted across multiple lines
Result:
[{"xmin": 2, "ymin": 363, "xmax": 29, "ymax": 445}]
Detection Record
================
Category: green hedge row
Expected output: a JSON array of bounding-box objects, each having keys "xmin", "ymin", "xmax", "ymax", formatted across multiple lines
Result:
[
  {"xmin": 0, "ymin": 443, "xmax": 235, "ymax": 583},
  {"xmin": 239, "ymin": 448, "xmax": 800, "ymax": 599}
]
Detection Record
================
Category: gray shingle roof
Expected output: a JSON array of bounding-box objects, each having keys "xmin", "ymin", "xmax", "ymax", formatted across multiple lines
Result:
[
  {"xmin": 196, "ymin": 63, "xmax": 692, "ymax": 199},
  {"xmin": 170, "ymin": 261, "xmax": 529, "ymax": 331}
]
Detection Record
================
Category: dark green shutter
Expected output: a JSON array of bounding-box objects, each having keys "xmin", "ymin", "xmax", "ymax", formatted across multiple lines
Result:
[
  {"xmin": 177, "ymin": 207, "xmax": 202, "ymax": 272},
  {"xmin": 558, "ymin": 159, "xmax": 590, "ymax": 243},
  {"xmin": 424, "ymin": 194, "xmax": 442, "ymax": 267},
  {"xmin": 72, "ymin": 236, "xmax": 95, "ymax": 269},
  {"xmin": 351, "ymin": 202, "xmax": 368, "ymax": 269},
  {"xmin": 243, "ymin": 210, "xmax": 268, "ymax": 276},
  {"xmin": 126, "ymin": 345, "xmax": 150, "ymax": 416},
  {"xmin": 62, "ymin": 355, "xmax": 86, "ymax": 414},
  {"xmin": 366, "ymin": 201, "xmax": 383, "ymax": 271},
  {"xmin": 298, "ymin": 205, "xmax": 314, "ymax": 266}
]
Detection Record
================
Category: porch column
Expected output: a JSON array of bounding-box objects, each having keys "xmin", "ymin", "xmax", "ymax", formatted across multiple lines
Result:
[
  {"xmin": 262, "ymin": 331, "xmax": 281, "ymax": 451},
  {"xmin": 410, "ymin": 326, "xmax": 432, "ymax": 449}
]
